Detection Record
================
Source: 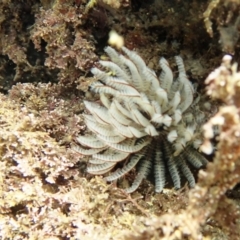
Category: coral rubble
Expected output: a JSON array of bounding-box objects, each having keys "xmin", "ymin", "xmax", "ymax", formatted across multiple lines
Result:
[{"xmin": 0, "ymin": 0, "xmax": 240, "ymax": 239}]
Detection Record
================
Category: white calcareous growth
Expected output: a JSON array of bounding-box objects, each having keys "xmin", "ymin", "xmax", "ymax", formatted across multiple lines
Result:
[{"xmin": 73, "ymin": 46, "xmax": 214, "ymax": 193}]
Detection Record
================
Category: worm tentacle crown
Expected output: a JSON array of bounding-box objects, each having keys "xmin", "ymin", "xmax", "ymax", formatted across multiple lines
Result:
[{"xmin": 73, "ymin": 46, "xmax": 212, "ymax": 193}]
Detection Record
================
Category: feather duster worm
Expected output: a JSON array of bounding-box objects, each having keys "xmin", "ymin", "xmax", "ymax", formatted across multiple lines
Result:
[{"xmin": 73, "ymin": 46, "xmax": 214, "ymax": 193}]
